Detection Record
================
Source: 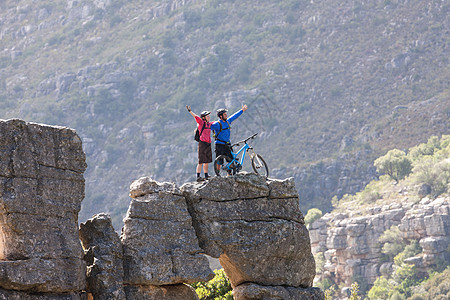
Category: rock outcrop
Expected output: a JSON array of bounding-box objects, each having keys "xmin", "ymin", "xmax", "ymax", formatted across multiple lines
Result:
[
  {"xmin": 181, "ymin": 174, "xmax": 316, "ymax": 292},
  {"xmin": 0, "ymin": 119, "xmax": 323, "ymax": 299},
  {"xmin": 119, "ymin": 174, "xmax": 323, "ymax": 299},
  {"xmin": 310, "ymin": 196, "xmax": 449, "ymax": 289},
  {"xmin": 79, "ymin": 174, "xmax": 323, "ymax": 299},
  {"xmin": 79, "ymin": 213, "xmax": 126, "ymax": 300},
  {"xmin": 121, "ymin": 177, "xmax": 213, "ymax": 299},
  {"xmin": 0, "ymin": 119, "xmax": 87, "ymax": 298}
]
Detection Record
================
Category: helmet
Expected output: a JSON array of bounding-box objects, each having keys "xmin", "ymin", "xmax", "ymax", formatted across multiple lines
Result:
[
  {"xmin": 217, "ymin": 108, "xmax": 228, "ymax": 118},
  {"xmin": 200, "ymin": 111, "xmax": 211, "ymax": 118}
]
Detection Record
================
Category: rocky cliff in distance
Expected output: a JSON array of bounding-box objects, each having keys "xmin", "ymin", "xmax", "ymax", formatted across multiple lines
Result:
[{"xmin": 310, "ymin": 194, "xmax": 449, "ymax": 295}]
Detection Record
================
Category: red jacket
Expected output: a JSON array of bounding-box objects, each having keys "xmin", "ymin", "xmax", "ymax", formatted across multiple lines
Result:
[{"xmin": 195, "ymin": 116, "xmax": 212, "ymax": 143}]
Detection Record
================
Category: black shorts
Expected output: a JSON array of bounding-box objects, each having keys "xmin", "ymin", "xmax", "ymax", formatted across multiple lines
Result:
[
  {"xmin": 215, "ymin": 143, "xmax": 232, "ymax": 164},
  {"xmin": 198, "ymin": 141, "xmax": 212, "ymax": 164}
]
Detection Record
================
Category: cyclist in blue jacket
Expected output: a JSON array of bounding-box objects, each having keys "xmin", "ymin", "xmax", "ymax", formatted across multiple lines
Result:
[{"xmin": 211, "ymin": 104, "xmax": 248, "ymax": 173}]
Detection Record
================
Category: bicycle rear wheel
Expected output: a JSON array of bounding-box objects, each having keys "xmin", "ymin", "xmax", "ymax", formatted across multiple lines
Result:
[
  {"xmin": 251, "ymin": 154, "xmax": 269, "ymax": 177},
  {"xmin": 214, "ymin": 155, "xmax": 232, "ymax": 176}
]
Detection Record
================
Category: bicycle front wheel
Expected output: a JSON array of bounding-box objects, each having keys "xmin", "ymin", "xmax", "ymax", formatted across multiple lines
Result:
[
  {"xmin": 214, "ymin": 155, "xmax": 232, "ymax": 176},
  {"xmin": 251, "ymin": 154, "xmax": 269, "ymax": 178}
]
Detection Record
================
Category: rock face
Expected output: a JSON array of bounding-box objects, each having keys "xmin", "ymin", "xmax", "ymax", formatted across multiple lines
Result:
[
  {"xmin": 79, "ymin": 213, "xmax": 126, "ymax": 300},
  {"xmin": 117, "ymin": 174, "xmax": 323, "ymax": 299},
  {"xmin": 181, "ymin": 174, "xmax": 316, "ymax": 291},
  {"xmin": 0, "ymin": 118, "xmax": 322, "ymax": 299},
  {"xmin": 0, "ymin": 119, "xmax": 87, "ymax": 298},
  {"xmin": 121, "ymin": 177, "xmax": 213, "ymax": 299},
  {"xmin": 233, "ymin": 283, "xmax": 325, "ymax": 300},
  {"xmin": 310, "ymin": 196, "xmax": 449, "ymax": 289}
]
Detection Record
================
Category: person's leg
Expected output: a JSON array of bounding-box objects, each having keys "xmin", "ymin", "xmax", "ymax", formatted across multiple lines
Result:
[
  {"xmin": 203, "ymin": 163, "xmax": 209, "ymax": 179},
  {"xmin": 197, "ymin": 142, "xmax": 203, "ymax": 181},
  {"xmin": 204, "ymin": 142, "xmax": 212, "ymax": 179},
  {"xmin": 196, "ymin": 164, "xmax": 202, "ymax": 180},
  {"xmin": 225, "ymin": 145, "xmax": 233, "ymax": 175},
  {"xmin": 215, "ymin": 144, "xmax": 224, "ymax": 174}
]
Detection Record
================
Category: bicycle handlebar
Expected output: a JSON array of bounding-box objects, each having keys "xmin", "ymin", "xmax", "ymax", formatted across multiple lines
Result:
[{"xmin": 231, "ymin": 133, "xmax": 258, "ymax": 147}]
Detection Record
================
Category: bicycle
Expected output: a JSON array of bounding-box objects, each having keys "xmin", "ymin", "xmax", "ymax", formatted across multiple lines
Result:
[{"xmin": 214, "ymin": 133, "xmax": 269, "ymax": 177}]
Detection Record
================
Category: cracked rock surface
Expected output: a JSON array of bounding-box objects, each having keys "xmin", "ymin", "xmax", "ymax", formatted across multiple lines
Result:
[
  {"xmin": 122, "ymin": 178, "xmax": 214, "ymax": 286},
  {"xmin": 0, "ymin": 119, "xmax": 86, "ymax": 295},
  {"xmin": 181, "ymin": 174, "xmax": 316, "ymax": 289},
  {"xmin": 121, "ymin": 173, "xmax": 322, "ymax": 299}
]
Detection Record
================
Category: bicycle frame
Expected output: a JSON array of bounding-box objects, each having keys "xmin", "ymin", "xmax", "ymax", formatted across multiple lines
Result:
[
  {"xmin": 221, "ymin": 133, "xmax": 258, "ymax": 172},
  {"xmin": 227, "ymin": 143, "xmax": 250, "ymax": 169}
]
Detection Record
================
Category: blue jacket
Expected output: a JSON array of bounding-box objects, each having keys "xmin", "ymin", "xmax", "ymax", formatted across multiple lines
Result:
[{"xmin": 210, "ymin": 109, "xmax": 243, "ymax": 144}]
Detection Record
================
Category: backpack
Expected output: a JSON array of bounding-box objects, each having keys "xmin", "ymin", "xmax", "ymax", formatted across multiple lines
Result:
[{"xmin": 194, "ymin": 122, "xmax": 206, "ymax": 142}]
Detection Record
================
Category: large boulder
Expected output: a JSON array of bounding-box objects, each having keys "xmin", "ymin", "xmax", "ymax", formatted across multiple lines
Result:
[
  {"xmin": 0, "ymin": 119, "xmax": 86, "ymax": 293},
  {"xmin": 233, "ymin": 283, "xmax": 324, "ymax": 300},
  {"xmin": 181, "ymin": 174, "xmax": 316, "ymax": 289},
  {"xmin": 0, "ymin": 288, "xmax": 87, "ymax": 299},
  {"xmin": 121, "ymin": 177, "xmax": 213, "ymax": 286},
  {"xmin": 124, "ymin": 284, "xmax": 199, "ymax": 300},
  {"xmin": 0, "ymin": 258, "xmax": 86, "ymax": 292},
  {"xmin": 79, "ymin": 213, "xmax": 126, "ymax": 300}
]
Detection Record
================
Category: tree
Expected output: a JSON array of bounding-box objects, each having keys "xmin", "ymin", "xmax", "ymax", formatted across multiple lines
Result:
[
  {"xmin": 305, "ymin": 208, "xmax": 323, "ymax": 227},
  {"xmin": 374, "ymin": 149, "xmax": 412, "ymax": 181},
  {"xmin": 368, "ymin": 276, "xmax": 390, "ymax": 300},
  {"xmin": 379, "ymin": 225, "xmax": 405, "ymax": 260}
]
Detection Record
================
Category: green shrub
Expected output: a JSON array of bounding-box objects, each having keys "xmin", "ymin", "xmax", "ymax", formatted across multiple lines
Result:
[
  {"xmin": 374, "ymin": 149, "xmax": 412, "ymax": 181},
  {"xmin": 368, "ymin": 276, "xmax": 391, "ymax": 300},
  {"xmin": 317, "ymin": 277, "xmax": 335, "ymax": 293},
  {"xmin": 162, "ymin": 49, "xmax": 178, "ymax": 65},
  {"xmin": 191, "ymin": 269, "xmax": 232, "ymax": 300},
  {"xmin": 313, "ymin": 252, "xmax": 325, "ymax": 273},
  {"xmin": 402, "ymin": 240, "xmax": 422, "ymax": 259},
  {"xmin": 202, "ymin": 7, "xmax": 226, "ymax": 28},
  {"xmin": 407, "ymin": 135, "xmax": 449, "ymax": 162},
  {"xmin": 305, "ymin": 208, "xmax": 323, "ymax": 226},
  {"xmin": 379, "ymin": 226, "xmax": 405, "ymax": 260},
  {"xmin": 369, "ymin": 264, "xmax": 421, "ymax": 299},
  {"xmin": 184, "ymin": 9, "xmax": 202, "ymax": 30},
  {"xmin": 391, "ymin": 263, "xmax": 420, "ymax": 298},
  {"xmin": 409, "ymin": 267, "xmax": 450, "ymax": 299},
  {"xmin": 330, "ymin": 86, "xmax": 343, "ymax": 98},
  {"xmin": 109, "ymin": 15, "xmax": 122, "ymax": 27},
  {"xmin": 356, "ymin": 179, "xmax": 383, "ymax": 203},
  {"xmin": 286, "ymin": 25, "xmax": 306, "ymax": 44},
  {"xmin": 412, "ymin": 156, "xmax": 450, "ymax": 196},
  {"xmin": 349, "ymin": 282, "xmax": 362, "ymax": 300}
]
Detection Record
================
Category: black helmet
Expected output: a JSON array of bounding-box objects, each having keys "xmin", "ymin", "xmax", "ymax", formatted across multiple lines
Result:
[
  {"xmin": 217, "ymin": 108, "xmax": 228, "ymax": 117},
  {"xmin": 200, "ymin": 111, "xmax": 211, "ymax": 118}
]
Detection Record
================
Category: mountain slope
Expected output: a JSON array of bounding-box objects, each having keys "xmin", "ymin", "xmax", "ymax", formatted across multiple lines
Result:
[{"xmin": 0, "ymin": 0, "xmax": 448, "ymax": 227}]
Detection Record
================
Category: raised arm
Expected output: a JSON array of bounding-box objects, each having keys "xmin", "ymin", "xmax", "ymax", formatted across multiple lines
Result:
[
  {"xmin": 228, "ymin": 104, "xmax": 248, "ymax": 123},
  {"xmin": 186, "ymin": 105, "xmax": 197, "ymax": 118}
]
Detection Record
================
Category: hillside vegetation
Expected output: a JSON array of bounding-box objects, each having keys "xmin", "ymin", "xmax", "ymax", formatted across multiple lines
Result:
[
  {"xmin": 334, "ymin": 135, "xmax": 449, "ymax": 213},
  {"xmin": 0, "ymin": 0, "xmax": 448, "ymax": 227},
  {"xmin": 312, "ymin": 135, "xmax": 449, "ymax": 299}
]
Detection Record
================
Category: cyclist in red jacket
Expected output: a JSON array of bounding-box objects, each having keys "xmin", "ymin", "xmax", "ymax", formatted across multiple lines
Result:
[{"xmin": 186, "ymin": 105, "xmax": 212, "ymax": 181}]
